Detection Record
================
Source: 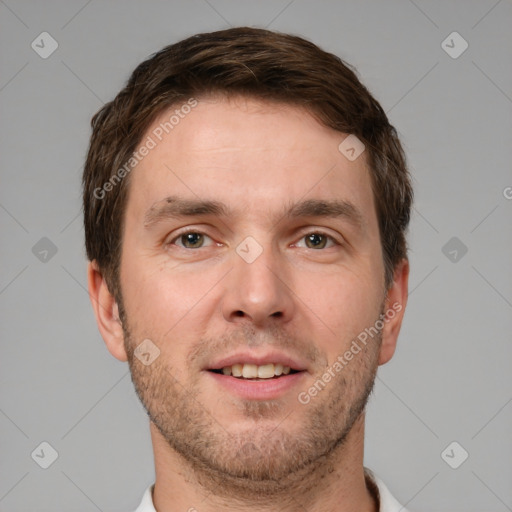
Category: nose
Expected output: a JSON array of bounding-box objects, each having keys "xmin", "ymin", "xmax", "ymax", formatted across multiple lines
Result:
[{"xmin": 221, "ymin": 238, "xmax": 295, "ymax": 328}]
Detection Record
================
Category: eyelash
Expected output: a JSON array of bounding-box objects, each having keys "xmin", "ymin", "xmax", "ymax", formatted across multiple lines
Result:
[{"xmin": 168, "ymin": 229, "xmax": 340, "ymax": 249}]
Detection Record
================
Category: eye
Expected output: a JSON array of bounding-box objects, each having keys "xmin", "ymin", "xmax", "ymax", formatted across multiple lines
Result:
[
  {"xmin": 167, "ymin": 230, "xmax": 338, "ymax": 250},
  {"xmin": 295, "ymin": 232, "xmax": 338, "ymax": 250},
  {"xmin": 171, "ymin": 230, "xmax": 214, "ymax": 249}
]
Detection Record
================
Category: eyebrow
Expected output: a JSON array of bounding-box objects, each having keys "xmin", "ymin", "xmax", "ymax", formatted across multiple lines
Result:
[{"xmin": 143, "ymin": 195, "xmax": 365, "ymax": 230}]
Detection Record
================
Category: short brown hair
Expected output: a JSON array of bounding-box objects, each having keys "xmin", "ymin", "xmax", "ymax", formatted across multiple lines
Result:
[{"xmin": 83, "ymin": 27, "xmax": 412, "ymax": 300}]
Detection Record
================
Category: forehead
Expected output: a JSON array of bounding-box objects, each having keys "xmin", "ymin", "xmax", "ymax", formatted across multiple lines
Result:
[{"xmin": 126, "ymin": 95, "xmax": 377, "ymax": 227}]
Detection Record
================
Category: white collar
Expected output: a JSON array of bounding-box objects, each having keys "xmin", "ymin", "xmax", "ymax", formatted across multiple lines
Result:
[
  {"xmin": 134, "ymin": 467, "xmax": 409, "ymax": 512},
  {"xmin": 364, "ymin": 467, "xmax": 410, "ymax": 512}
]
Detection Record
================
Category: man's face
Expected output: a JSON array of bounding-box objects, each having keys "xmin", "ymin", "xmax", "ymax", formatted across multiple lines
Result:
[{"xmin": 115, "ymin": 96, "xmax": 399, "ymax": 486}]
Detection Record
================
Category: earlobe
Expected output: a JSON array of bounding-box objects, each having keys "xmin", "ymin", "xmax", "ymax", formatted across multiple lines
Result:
[
  {"xmin": 87, "ymin": 261, "xmax": 128, "ymax": 362},
  {"xmin": 378, "ymin": 259, "xmax": 409, "ymax": 366}
]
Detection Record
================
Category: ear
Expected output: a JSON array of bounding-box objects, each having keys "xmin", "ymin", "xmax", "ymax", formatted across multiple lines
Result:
[
  {"xmin": 378, "ymin": 259, "xmax": 409, "ymax": 366},
  {"xmin": 87, "ymin": 261, "xmax": 128, "ymax": 362}
]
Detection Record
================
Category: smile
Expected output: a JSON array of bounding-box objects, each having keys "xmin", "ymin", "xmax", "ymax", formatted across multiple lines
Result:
[{"xmin": 210, "ymin": 363, "xmax": 300, "ymax": 379}]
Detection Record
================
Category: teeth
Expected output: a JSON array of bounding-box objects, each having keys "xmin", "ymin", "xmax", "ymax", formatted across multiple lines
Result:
[
  {"xmin": 217, "ymin": 363, "xmax": 296, "ymax": 379},
  {"xmin": 258, "ymin": 364, "xmax": 275, "ymax": 379},
  {"xmin": 231, "ymin": 363, "xmax": 243, "ymax": 377},
  {"xmin": 242, "ymin": 364, "xmax": 258, "ymax": 379}
]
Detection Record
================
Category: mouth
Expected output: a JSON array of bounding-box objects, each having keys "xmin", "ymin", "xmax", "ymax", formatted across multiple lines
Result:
[
  {"xmin": 204, "ymin": 351, "xmax": 309, "ymax": 400},
  {"xmin": 209, "ymin": 363, "xmax": 302, "ymax": 380}
]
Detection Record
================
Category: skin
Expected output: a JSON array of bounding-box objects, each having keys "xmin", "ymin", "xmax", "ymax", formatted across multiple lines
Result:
[{"xmin": 88, "ymin": 95, "xmax": 409, "ymax": 512}]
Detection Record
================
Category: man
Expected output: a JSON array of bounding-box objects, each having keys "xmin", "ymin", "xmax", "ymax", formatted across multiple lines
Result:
[{"xmin": 84, "ymin": 27, "xmax": 412, "ymax": 512}]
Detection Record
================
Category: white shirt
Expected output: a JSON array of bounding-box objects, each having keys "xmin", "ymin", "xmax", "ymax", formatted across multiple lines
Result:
[{"xmin": 134, "ymin": 467, "xmax": 409, "ymax": 512}]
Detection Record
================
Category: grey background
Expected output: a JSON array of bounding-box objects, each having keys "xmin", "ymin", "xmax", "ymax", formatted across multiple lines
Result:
[{"xmin": 1, "ymin": 0, "xmax": 511, "ymax": 510}]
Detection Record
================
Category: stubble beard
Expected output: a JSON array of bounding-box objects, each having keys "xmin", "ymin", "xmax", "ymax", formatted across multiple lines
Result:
[{"xmin": 120, "ymin": 301, "xmax": 382, "ymax": 498}]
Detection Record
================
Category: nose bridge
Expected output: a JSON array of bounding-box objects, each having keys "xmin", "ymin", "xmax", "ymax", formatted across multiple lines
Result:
[{"xmin": 222, "ymin": 234, "xmax": 293, "ymax": 324}]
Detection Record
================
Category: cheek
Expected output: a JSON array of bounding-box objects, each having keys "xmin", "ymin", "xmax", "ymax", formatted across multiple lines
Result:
[
  {"xmin": 120, "ymin": 256, "xmax": 220, "ymax": 339},
  {"xmin": 297, "ymin": 269, "xmax": 382, "ymax": 349}
]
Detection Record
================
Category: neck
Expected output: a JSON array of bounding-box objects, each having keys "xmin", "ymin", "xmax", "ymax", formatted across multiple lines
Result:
[{"xmin": 150, "ymin": 414, "xmax": 378, "ymax": 512}]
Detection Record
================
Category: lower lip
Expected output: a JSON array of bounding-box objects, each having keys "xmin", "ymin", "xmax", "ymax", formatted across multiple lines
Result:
[{"xmin": 205, "ymin": 371, "xmax": 306, "ymax": 400}]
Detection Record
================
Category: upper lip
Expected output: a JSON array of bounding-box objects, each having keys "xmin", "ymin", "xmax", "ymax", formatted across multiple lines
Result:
[{"xmin": 206, "ymin": 350, "xmax": 309, "ymax": 372}]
